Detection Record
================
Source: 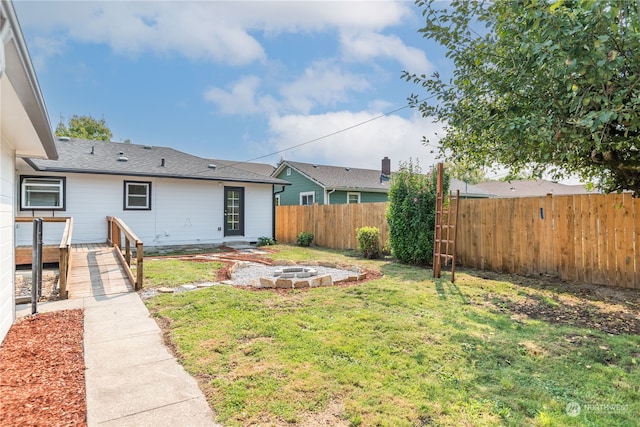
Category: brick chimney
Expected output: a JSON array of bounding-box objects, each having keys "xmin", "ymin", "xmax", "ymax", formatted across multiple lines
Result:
[{"xmin": 381, "ymin": 156, "xmax": 391, "ymax": 176}]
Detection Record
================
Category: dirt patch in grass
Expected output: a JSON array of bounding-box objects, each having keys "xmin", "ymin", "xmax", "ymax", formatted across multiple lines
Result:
[
  {"xmin": 468, "ymin": 269, "xmax": 640, "ymax": 335},
  {"xmin": 0, "ymin": 310, "xmax": 86, "ymax": 426}
]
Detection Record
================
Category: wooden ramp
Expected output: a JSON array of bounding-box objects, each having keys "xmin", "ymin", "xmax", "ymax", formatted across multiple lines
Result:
[{"xmin": 67, "ymin": 244, "xmax": 134, "ymax": 299}]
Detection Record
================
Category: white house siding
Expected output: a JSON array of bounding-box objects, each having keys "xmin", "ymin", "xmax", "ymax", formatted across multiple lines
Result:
[
  {"xmin": 0, "ymin": 140, "xmax": 16, "ymax": 342},
  {"xmin": 243, "ymin": 183, "xmax": 274, "ymax": 239},
  {"xmin": 15, "ymin": 170, "xmax": 274, "ymax": 247}
]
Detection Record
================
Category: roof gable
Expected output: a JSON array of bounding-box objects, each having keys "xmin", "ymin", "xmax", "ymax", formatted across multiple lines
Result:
[{"xmin": 274, "ymin": 160, "xmax": 390, "ymax": 193}]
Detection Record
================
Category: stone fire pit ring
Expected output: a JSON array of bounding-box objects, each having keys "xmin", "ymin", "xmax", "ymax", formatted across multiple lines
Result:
[
  {"xmin": 229, "ymin": 262, "xmax": 367, "ymax": 289},
  {"xmin": 273, "ymin": 267, "xmax": 318, "ymax": 279}
]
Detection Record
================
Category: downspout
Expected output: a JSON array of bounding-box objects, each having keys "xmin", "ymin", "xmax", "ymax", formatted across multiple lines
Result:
[
  {"xmin": 0, "ymin": 14, "xmax": 9, "ymax": 78},
  {"xmin": 272, "ymin": 185, "xmax": 286, "ymax": 241},
  {"xmin": 326, "ymin": 188, "xmax": 336, "ymax": 205}
]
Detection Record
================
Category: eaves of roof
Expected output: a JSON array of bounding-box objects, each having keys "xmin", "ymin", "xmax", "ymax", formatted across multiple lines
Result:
[
  {"xmin": 1, "ymin": 0, "xmax": 57, "ymax": 160},
  {"xmin": 23, "ymin": 138, "xmax": 289, "ymax": 186},
  {"xmin": 273, "ymin": 161, "xmax": 327, "ymax": 189}
]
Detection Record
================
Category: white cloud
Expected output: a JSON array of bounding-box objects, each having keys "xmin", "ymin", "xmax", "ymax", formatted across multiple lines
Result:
[
  {"xmin": 266, "ymin": 110, "xmax": 445, "ymax": 170},
  {"xmin": 340, "ymin": 32, "xmax": 432, "ymax": 73},
  {"xmin": 203, "ymin": 76, "xmax": 279, "ymax": 115},
  {"xmin": 15, "ymin": 1, "xmax": 413, "ymax": 66},
  {"xmin": 280, "ymin": 60, "xmax": 370, "ymax": 114},
  {"xmin": 205, "ymin": 61, "xmax": 370, "ymax": 115},
  {"xmin": 203, "ymin": 76, "xmax": 262, "ymax": 115},
  {"xmin": 29, "ymin": 36, "xmax": 66, "ymax": 71},
  {"xmin": 16, "ymin": 1, "xmax": 266, "ymax": 65}
]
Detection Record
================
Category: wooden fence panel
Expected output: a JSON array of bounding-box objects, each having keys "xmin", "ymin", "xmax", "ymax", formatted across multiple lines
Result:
[
  {"xmin": 455, "ymin": 194, "xmax": 638, "ymax": 289},
  {"xmin": 276, "ymin": 202, "xmax": 389, "ymax": 250},
  {"xmin": 275, "ymin": 194, "xmax": 638, "ymax": 288},
  {"xmin": 635, "ymin": 196, "xmax": 640, "ymax": 289}
]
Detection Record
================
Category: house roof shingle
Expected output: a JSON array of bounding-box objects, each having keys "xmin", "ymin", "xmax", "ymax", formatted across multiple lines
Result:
[
  {"xmin": 23, "ymin": 137, "xmax": 288, "ymax": 185},
  {"xmin": 206, "ymin": 158, "xmax": 275, "ymax": 177},
  {"xmin": 275, "ymin": 160, "xmax": 493, "ymax": 197},
  {"xmin": 274, "ymin": 160, "xmax": 391, "ymax": 193},
  {"xmin": 474, "ymin": 179, "xmax": 596, "ymax": 197},
  {"xmin": 448, "ymin": 178, "xmax": 495, "ymax": 198}
]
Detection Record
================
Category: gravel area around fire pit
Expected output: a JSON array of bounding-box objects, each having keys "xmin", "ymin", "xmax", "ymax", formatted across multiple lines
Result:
[
  {"xmin": 138, "ymin": 258, "xmax": 368, "ymax": 299},
  {"xmin": 231, "ymin": 262, "xmax": 360, "ymax": 287}
]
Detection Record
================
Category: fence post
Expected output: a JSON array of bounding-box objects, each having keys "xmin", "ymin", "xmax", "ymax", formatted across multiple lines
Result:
[
  {"xmin": 136, "ymin": 241, "xmax": 144, "ymax": 291},
  {"xmin": 31, "ymin": 218, "xmax": 43, "ymax": 315},
  {"xmin": 107, "ymin": 217, "xmax": 112, "ymax": 245},
  {"xmin": 125, "ymin": 237, "xmax": 131, "ymax": 266}
]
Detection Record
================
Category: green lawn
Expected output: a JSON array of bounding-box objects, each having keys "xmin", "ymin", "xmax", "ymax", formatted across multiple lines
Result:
[
  {"xmin": 144, "ymin": 245, "xmax": 639, "ymax": 426},
  {"xmin": 142, "ymin": 258, "xmax": 224, "ymax": 288}
]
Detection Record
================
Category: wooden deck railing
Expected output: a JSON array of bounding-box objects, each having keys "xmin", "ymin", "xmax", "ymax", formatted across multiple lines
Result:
[
  {"xmin": 15, "ymin": 217, "xmax": 74, "ymax": 299},
  {"xmin": 107, "ymin": 216, "xmax": 144, "ymax": 290}
]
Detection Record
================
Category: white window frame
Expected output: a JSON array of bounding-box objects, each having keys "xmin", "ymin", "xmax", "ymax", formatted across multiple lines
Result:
[
  {"xmin": 300, "ymin": 191, "xmax": 315, "ymax": 206},
  {"xmin": 124, "ymin": 181, "xmax": 152, "ymax": 210},
  {"xmin": 286, "ymin": 167, "xmax": 292, "ymax": 176},
  {"xmin": 20, "ymin": 176, "xmax": 66, "ymax": 210},
  {"xmin": 347, "ymin": 192, "xmax": 361, "ymax": 204}
]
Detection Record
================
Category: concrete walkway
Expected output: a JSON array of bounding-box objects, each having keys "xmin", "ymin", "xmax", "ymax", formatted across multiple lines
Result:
[{"xmin": 16, "ymin": 245, "xmax": 219, "ymax": 426}]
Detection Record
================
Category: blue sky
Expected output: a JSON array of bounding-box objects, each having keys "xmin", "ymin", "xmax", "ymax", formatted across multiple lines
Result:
[{"xmin": 15, "ymin": 0, "xmax": 453, "ymax": 171}]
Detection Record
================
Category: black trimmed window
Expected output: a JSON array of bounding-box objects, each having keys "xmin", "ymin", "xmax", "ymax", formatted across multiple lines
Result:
[
  {"xmin": 20, "ymin": 176, "xmax": 66, "ymax": 210},
  {"xmin": 124, "ymin": 181, "xmax": 151, "ymax": 210}
]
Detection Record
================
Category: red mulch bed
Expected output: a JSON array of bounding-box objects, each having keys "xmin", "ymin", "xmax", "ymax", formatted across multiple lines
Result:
[{"xmin": 0, "ymin": 309, "xmax": 86, "ymax": 426}]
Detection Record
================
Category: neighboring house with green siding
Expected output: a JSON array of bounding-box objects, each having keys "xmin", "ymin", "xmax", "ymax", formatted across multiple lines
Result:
[
  {"xmin": 272, "ymin": 158, "xmax": 392, "ymax": 205},
  {"xmin": 272, "ymin": 158, "xmax": 495, "ymax": 205}
]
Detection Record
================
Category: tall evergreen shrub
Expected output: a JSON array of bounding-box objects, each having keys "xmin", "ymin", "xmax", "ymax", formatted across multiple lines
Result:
[{"xmin": 386, "ymin": 160, "xmax": 448, "ymax": 265}]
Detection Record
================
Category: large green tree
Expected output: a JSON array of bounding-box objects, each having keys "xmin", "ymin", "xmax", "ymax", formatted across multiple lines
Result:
[
  {"xmin": 55, "ymin": 115, "xmax": 113, "ymax": 141},
  {"xmin": 404, "ymin": 0, "xmax": 640, "ymax": 195}
]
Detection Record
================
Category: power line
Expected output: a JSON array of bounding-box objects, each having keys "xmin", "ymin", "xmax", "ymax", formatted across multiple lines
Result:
[{"xmin": 194, "ymin": 95, "xmax": 437, "ymax": 174}]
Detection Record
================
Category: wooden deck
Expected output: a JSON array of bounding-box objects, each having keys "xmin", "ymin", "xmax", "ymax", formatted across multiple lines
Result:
[{"xmin": 66, "ymin": 244, "xmax": 134, "ymax": 298}]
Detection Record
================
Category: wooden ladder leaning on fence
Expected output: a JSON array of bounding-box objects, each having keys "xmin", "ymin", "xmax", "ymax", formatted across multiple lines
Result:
[{"xmin": 433, "ymin": 163, "xmax": 460, "ymax": 282}]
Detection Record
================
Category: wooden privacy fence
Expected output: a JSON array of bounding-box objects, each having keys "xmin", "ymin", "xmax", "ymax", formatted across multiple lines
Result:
[
  {"xmin": 276, "ymin": 202, "xmax": 389, "ymax": 250},
  {"xmin": 276, "ymin": 193, "xmax": 639, "ymax": 289},
  {"xmin": 456, "ymin": 193, "xmax": 639, "ymax": 289},
  {"xmin": 107, "ymin": 216, "xmax": 144, "ymax": 290}
]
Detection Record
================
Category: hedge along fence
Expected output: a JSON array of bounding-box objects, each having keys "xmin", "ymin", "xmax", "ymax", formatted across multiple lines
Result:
[
  {"xmin": 276, "ymin": 193, "xmax": 639, "ymax": 289},
  {"xmin": 275, "ymin": 202, "xmax": 389, "ymax": 251},
  {"xmin": 456, "ymin": 193, "xmax": 639, "ymax": 289}
]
